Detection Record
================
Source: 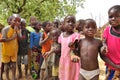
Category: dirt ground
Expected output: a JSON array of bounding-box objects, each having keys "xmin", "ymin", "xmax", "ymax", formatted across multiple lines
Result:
[{"xmin": 0, "ymin": 56, "xmax": 106, "ymax": 80}]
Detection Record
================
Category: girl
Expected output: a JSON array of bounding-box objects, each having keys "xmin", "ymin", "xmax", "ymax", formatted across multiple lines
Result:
[
  {"xmin": 58, "ymin": 15, "xmax": 80, "ymax": 80},
  {"xmin": 101, "ymin": 5, "xmax": 120, "ymax": 80}
]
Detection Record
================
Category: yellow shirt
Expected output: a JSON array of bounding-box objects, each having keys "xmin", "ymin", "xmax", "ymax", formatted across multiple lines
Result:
[{"xmin": 2, "ymin": 27, "xmax": 18, "ymax": 56}]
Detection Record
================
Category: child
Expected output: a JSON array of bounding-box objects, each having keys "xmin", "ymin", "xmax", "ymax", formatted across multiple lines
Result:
[
  {"xmin": 29, "ymin": 21, "xmax": 42, "ymax": 79},
  {"xmin": 17, "ymin": 18, "xmax": 29, "ymax": 79},
  {"xmin": 71, "ymin": 19, "xmax": 120, "ymax": 80},
  {"xmin": 75, "ymin": 19, "xmax": 85, "ymax": 38},
  {"xmin": 58, "ymin": 15, "xmax": 80, "ymax": 80},
  {"xmin": 53, "ymin": 19, "xmax": 60, "ymax": 28},
  {"xmin": 101, "ymin": 5, "xmax": 120, "ymax": 80},
  {"xmin": 39, "ymin": 21, "xmax": 53, "ymax": 80},
  {"xmin": 1, "ymin": 14, "xmax": 21, "ymax": 80},
  {"xmin": 43, "ymin": 28, "xmax": 61, "ymax": 80}
]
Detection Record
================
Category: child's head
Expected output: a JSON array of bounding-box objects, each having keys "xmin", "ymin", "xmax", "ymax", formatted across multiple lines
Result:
[
  {"xmin": 34, "ymin": 21, "xmax": 42, "ymax": 32},
  {"xmin": 29, "ymin": 16, "xmax": 37, "ymax": 26},
  {"xmin": 7, "ymin": 16, "xmax": 14, "ymax": 25},
  {"xmin": 11, "ymin": 14, "xmax": 21, "ymax": 28},
  {"xmin": 75, "ymin": 19, "xmax": 85, "ymax": 32},
  {"xmin": 108, "ymin": 5, "xmax": 120, "ymax": 28},
  {"xmin": 83, "ymin": 19, "xmax": 97, "ymax": 38},
  {"xmin": 64, "ymin": 14, "xmax": 76, "ymax": 33},
  {"xmin": 59, "ymin": 20, "xmax": 65, "ymax": 32},
  {"xmin": 50, "ymin": 28, "xmax": 61, "ymax": 42},
  {"xmin": 53, "ymin": 19, "xmax": 60, "ymax": 28},
  {"xmin": 21, "ymin": 18, "xmax": 26, "ymax": 29},
  {"xmin": 42, "ymin": 21, "xmax": 53, "ymax": 33}
]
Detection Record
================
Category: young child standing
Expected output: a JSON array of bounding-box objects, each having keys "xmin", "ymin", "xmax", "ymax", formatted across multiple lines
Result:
[
  {"xmin": 17, "ymin": 18, "xmax": 29, "ymax": 79},
  {"xmin": 101, "ymin": 5, "xmax": 120, "ymax": 80},
  {"xmin": 75, "ymin": 19, "xmax": 85, "ymax": 38},
  {"xmin": 43, "ymin": 28, "xmax": 61, "ymax": 80},
  {"xmin": 29, "ymin": 21, "xmax": 42, "ymax": 79},
  {"xmin": 39, "ymin": 21, "xmax": 53, "ymax": 80},
  {"xmin": 58, "ymin": 15, "xmax": 80, "ymax": 80},
  {"xmin": 1, "ymin": 14, "xmax": 21, "ymax": 80},
  {"xmin": 71, "ymin": 19, "xmax": 120, "ymax": 80}
]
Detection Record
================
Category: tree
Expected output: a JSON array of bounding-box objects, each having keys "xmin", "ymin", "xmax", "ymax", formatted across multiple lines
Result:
[{"xmin": 0, "ymin": 0, "xmax": 84, "ymax": 24}]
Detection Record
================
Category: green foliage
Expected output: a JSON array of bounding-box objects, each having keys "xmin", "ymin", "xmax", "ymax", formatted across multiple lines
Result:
[{"xmin": 0, "ymin": 0, "xmax": 85, "ymax": 25}]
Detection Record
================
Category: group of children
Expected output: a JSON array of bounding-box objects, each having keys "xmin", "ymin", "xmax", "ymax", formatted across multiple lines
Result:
[{"xmin": 0, "ymin": 5, "xmax": 120, "ymax": 80}]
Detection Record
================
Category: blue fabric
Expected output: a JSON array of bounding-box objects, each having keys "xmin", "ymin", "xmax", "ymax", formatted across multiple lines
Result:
[
  {"xmin": 106, "ymin": 66, "xmax": 115, "ymax": 80},
  {"xmin": 30, "ymin": 32, "xmax": 42, "ymax": 49}
]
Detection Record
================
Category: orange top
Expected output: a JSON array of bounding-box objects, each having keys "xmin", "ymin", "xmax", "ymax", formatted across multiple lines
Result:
[{"xmin": 41, "ymin": 32, "xmax": 52, "ymax": 54}]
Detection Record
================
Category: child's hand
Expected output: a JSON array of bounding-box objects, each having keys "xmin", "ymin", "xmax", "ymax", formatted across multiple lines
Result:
[
  {"xmin": 12, "ymin": 33, "xmax": 17, "ymax": 39},
  {"xmin": 47, "ymin": 32, "xmax": 52, "ymax": 39},
  {"xmin": 43, "ymin": 52, "xmax": 51, "ymax": 59},
  {"xmin": 101, "ymin": 45, "xmax": 108, "ymax": 55},
  {"xmin": 71, "ymin": 54, "xmax": 80, "ymax": 63},
  {"xmin": 68, "ymin": 42, "xmax": 74, "ymax": 50}
]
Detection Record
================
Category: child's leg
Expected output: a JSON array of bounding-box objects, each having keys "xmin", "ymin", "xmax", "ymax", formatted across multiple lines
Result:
[
  {"xmin": 0, "ymin": 63, "xmax": 4, "ymax": 80},
  {"xmin": 91, "ymin": 75, "xmax": 99, "ymax": 80},
  {"xmin": 4, "ymin": 63, "xmax": 10, "ymax": 80},
  {"xmin": 18, "ymin": 64, "xmax": 22, "ymax": 78},
  {"xmin": 23, "ymin": 55, "xmax": 28, "ymax": 76},
  {"xmin": 17, "ymin": 55, "xmax": 22, "ymax": 78},
  {"xmin": 11, "ymin": 62, "xmax": 16, "ymax": 80},
  {"xmin": 40, "ymin": 69, "xmax": 45, "ymax": 80},
  {"xmin": 105, "ymin": 67, "xmax": 115, "ymax": 80}
]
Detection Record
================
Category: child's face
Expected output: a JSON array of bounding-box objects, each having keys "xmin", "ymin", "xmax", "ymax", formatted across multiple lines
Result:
[
  {"xmin": 59, "ymin": 21, "xmax": 65, "ymax": 31},
  {"xmin": 45, "ymin": 22, "xmax": 53, "ymax": 32},
  {"xmin": 36, "ymin": 23, "xmax": 42, "ymax": 30},
  {"xmin": 30, "ymin": 17, "xmax": 37, "ymax": 25},
  {"xmin": 21, "ymin": 21, "xmax": 26, "ymax": 29},
  {"xmin": 83, "ymin": 20, "xmax": 97, "ymax": 37},
  {"xmin": 64, "ymin": 16, "xmax": 75, "ymax": 32},
  {"xmin": 11, "ymin": 17, "xmax": 21, "ymax": 28},
  {"xmin": 108, "ymin": 9, "xmax": 120, "ymax": 27},
  {"xmin": 51, "ymin": 30, "xmax": 60, "ymax": 42},
  {"xmin": 75, "ymin": 21, "xmax": 84, "ymax": 32}
]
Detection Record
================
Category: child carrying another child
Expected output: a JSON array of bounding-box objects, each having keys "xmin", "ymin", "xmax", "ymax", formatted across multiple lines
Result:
[{"xmin": 43, "ymin": 28, "xmax": 61, "ymax": 80}]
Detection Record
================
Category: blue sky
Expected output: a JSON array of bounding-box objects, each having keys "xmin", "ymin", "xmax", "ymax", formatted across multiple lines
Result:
[{"xmin": 76, "ymin": 0, "xmax": 120, "ymax": 27}]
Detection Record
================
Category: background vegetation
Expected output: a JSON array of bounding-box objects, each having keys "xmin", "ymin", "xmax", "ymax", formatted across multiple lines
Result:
[{"xmin": 0, "ymin": 0, "xmax": 85, "ymax": 25}]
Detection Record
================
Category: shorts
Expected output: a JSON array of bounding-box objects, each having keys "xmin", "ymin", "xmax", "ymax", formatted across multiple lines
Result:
[
  {"xmin": 52, "ymin": 65, "xmax": 59, "ymax": 76},
  {"xmin": 17, "ymin": 55, "xmax": 28, "ymax": 65},
  {"xmin": 106, "ymin": 66, "xmax": 115, "ymax": 80},
  {"xmin": 2, "ymin": 54, "xmax": 17, "ymax": 63}
]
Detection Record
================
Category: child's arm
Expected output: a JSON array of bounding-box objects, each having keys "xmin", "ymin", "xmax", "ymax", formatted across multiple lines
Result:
[
  {"xmin": 43, "ymin": 43, "xmax": 61, "ymax": 58},
  {"xmin": 1, "ymin": 28, "xmax": 17, "ymax": 42},
  {"xmin": 39, "ymin": 32, "xmax": 52, "ymax": 46},
  {"xmin": 69, "ymin": 39, "xmax": 80, "ymax": 62},
  {"xmin": 101, "ymin": 38, "xmax": 108, "ymax": 54},
  {"xmin": 100, "ymin": 51, "xmax": 120, "ymax": 70}
]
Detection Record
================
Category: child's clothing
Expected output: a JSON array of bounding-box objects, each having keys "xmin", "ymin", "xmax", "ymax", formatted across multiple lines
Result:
[
  {"xmin": 18, "ymin": 29, "xmax": 29, "ymax": 65},
  {"xmin": 41, "ymin": 32, "xmax": 53, "ymax": 55},
  {"xmin": 58, "ymin": 32, "xmax": 80, "ymax": 80},
  {"xmin": 80, "ymin": 68, "xmax": 100, "ymax": 80},
  {"xmin": 40, "ymin": 32, "xmax": 53, "ymax": 79},
  {"xmin": 2, "ymin": 26, "xmax": 19, "ymax": 63},
  {"xmin": 103, "ymin": 26, "xmax": 120, "ymax": 79}
]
